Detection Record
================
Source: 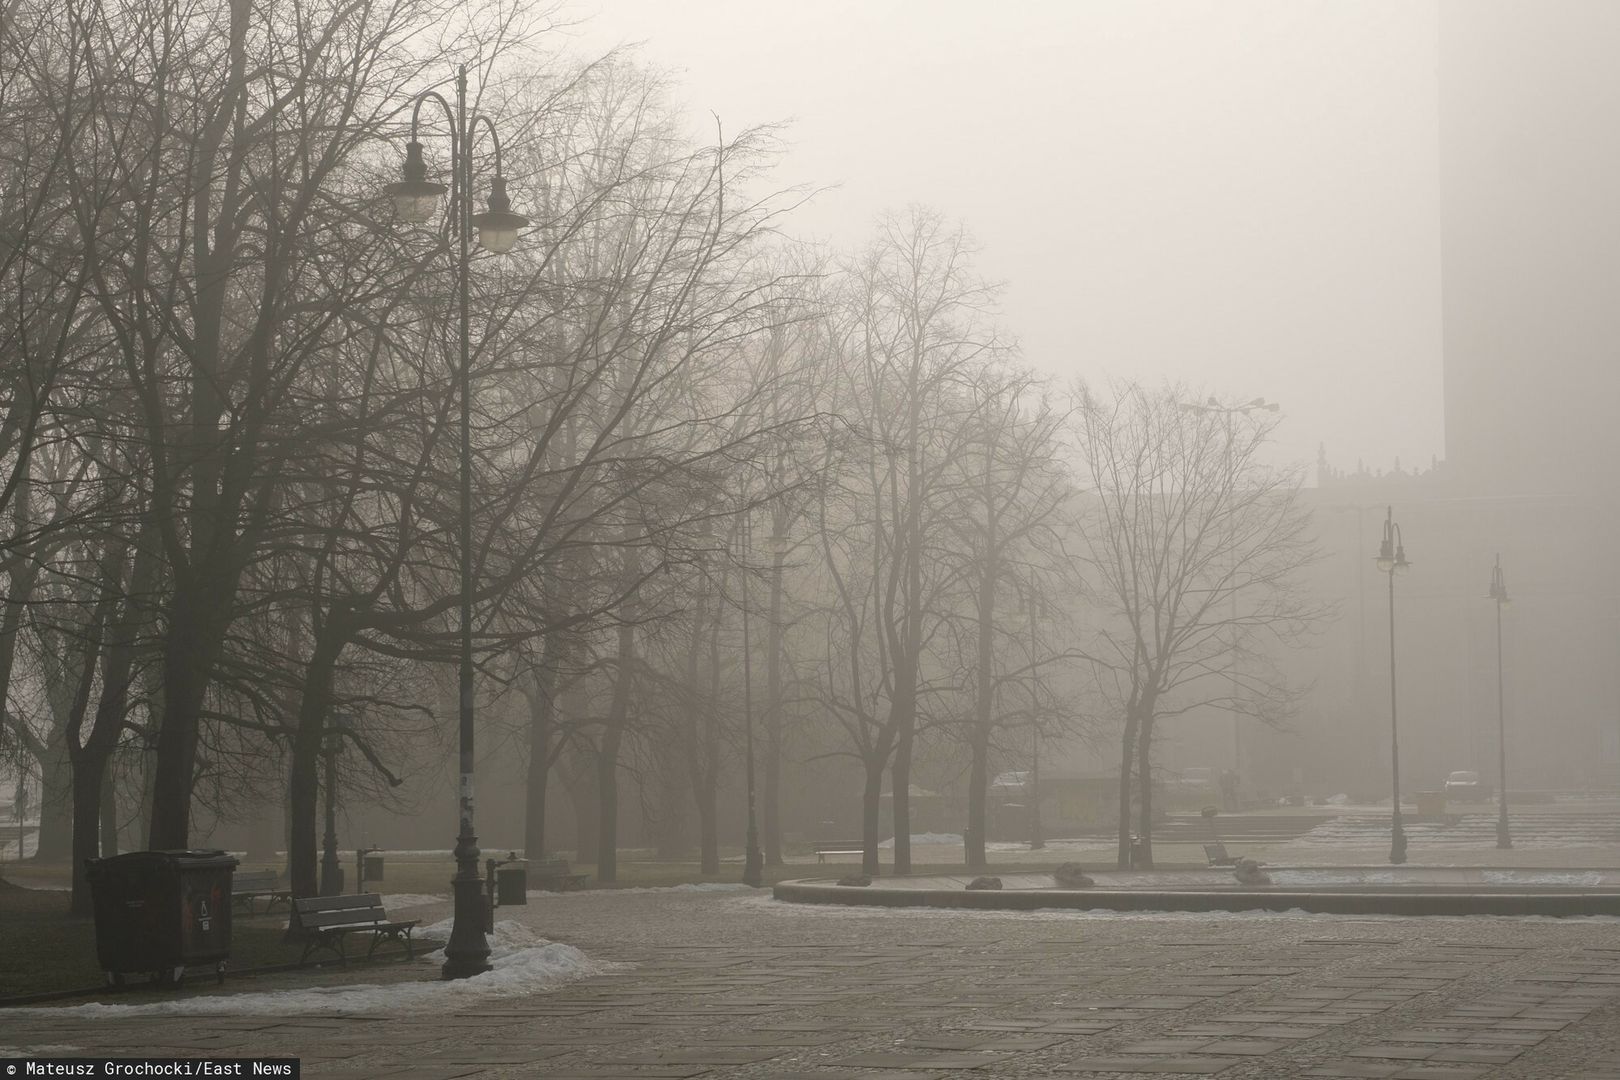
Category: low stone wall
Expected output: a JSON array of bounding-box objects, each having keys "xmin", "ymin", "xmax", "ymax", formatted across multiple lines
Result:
[{"xmin": 772, "ymin": 879, "xmax": 1620, "ymax": 917}]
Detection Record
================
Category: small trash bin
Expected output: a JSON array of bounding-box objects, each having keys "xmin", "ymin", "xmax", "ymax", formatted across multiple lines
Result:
[
  {"xmin": 497, "ymin": 862, "xmax": 528, "ymax": 906},
  {"xmin": 364, "ymin": 854, "xmax": 385, "ymax": 881},
  {"xmin": 86, "ymin": 849, "xmax": 238, "ymax": 987}
]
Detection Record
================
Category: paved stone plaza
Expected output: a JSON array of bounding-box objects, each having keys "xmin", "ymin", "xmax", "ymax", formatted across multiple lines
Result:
[{"xmin": 10, "ymin": 888, "xmax": 1620, "ymax": 1079}]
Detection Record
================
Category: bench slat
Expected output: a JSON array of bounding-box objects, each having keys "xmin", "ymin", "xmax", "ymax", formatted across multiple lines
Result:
[
  {"xmin": 299, "ymin": 913, "xmax": 387, "ymax": 932},
  {"xmin": 294, "ymin": 892, "xmax": 383, "ymax": 913}
]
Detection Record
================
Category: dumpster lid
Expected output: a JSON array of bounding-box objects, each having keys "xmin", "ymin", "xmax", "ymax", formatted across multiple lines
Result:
[{"xmin": 87, "ymin": 849, "xmax": 240, "ymax": 871}]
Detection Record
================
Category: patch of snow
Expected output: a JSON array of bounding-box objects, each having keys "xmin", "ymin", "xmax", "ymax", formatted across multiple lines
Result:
[
  {"xmin": 1482, "ymin": 870, "xmax": 1605, "ymax": 886},
  {"xmin": 1269, "ymin": 869, "xmax": 1403, "ymax": 886},
  {"xmin": 878, "ymin": 833, "xmax": 963, "ymax": 848},
  {"xmin": 14, "ymin": 920, "xmax": 620, "ymax": 1017},
  {"xmin": 377, "ymin": 893, "xmax": 449, "ymax": 909},
  {"xmin": 529, "ymin": 882, "xmax": 760, "ymax": 899},
  {"xmin": 986, "ymin": 838, "xmax": 1101, "ymax": 852}
]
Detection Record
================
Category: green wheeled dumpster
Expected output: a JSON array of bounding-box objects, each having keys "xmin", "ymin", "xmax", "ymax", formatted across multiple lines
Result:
[
  {"xmin": 85, "ymin": 849, "xmax": 239, "ymax": 987},
  {"xmin": 497, "ymin": 861, "xmax": 528, "ymax": 905}
]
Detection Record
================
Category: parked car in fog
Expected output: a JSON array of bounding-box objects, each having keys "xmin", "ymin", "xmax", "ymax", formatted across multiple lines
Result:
[
  {"xmin": 1174, "ymin": 766, "xmax": 1216, "ymax": 790},
  {"xmin": 1443, "ymin": 770, "xmax": 1490, "ymax": 799}
]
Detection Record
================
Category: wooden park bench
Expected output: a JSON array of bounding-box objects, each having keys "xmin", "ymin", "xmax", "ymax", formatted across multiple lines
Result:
[
  {"xmin": 1204, "ymin": 841, "xmax": 1239, "ymax": 867},
  {"xmin": 289, "ymin": 893, "xmax": 418, "ymax": 965},
  {"xmin": 814, "ymin": 841, "xmax": 867, "ymax": 864},
  {"xmin": 232, "ymin": 869, "xmax": 291, "ymax": 914},
  {"xmin": 530, "ymin": 856, "xmax": 590, "ymax": 892}
]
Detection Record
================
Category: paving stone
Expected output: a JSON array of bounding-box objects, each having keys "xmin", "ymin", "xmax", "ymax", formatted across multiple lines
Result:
[
  {"xmin": 602, "ymin": 1049, "xmax": 782, "ymax": 1064},
  {"xmin": 1349, "ymin": 1046, "xmax": 1437, "ymax": 1060},
  {"xmin": 1116, "ymin": 1039, "xmax": 1216, "ymax": 1053},
  {"xmin": 1062, "ymin": 1056, "xmax": 1236, "ymax": 1074},
  {"xmin": 1427, "ymin": 1047, "xmax": 1522, "ymax": 1064},
  {"xmin": 1198, "ymin": 1039, "xmax": 1285, "ymax": 1055}
]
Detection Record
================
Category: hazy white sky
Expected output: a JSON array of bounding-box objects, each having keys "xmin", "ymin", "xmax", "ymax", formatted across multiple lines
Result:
[{"xmin": 562, "ymin": 1, "xmax": 1443, "ymax": 475}]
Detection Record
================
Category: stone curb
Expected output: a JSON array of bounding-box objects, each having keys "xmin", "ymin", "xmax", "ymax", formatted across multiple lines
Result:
[{"xmin": 772, "ymin": 879, "xmax": 1620, "ymax": 916}]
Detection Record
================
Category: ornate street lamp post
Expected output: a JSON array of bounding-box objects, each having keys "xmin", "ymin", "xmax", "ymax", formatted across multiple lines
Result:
[
  {"xmin": 1376, "ymin": 506, "xmax": 1411, "ymax": 864},
  {"xmin": 385, "ymin": 66, "xmax": 528, "ymax": 980},
  {"xmin": 1020, "ymin": 584, "xmax": 1046, "ymax": 851},
  {"xmin": 1488, "ymin": 555, "xmax": 1512, "ymax": 849},
  {"xmin": 320, "ymin": 716, "xmax": 345, "ymax": 896}
]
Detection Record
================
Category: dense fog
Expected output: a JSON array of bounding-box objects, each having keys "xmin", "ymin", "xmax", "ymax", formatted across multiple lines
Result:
[{"xmin": 3, "ymin": 0, "xmax": 1617, "ymax": 914}]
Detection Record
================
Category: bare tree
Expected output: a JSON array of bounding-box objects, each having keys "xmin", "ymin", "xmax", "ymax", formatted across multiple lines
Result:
[
  {"xmin": 945, "ymin": 370, "xmax": 1070, "ymax": 869},
  {"xmin": 1070, "ymin": 383, "xmax": 1327, "ymax": 868}
]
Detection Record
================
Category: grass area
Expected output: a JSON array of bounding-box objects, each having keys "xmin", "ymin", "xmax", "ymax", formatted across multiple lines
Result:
[{"xmin": 0, "ymin": 883, "xmax": 318, "ymax": 999}]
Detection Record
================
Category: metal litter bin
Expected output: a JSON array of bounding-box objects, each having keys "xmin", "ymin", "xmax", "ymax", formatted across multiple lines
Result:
[
  {"xmin": 86, "ymin": 849, "xmax": 238, "ymax": 987},
  {"xmin": 364, "ymin": 853, "xmax": 384, "ymax": 881},
  {"xmin": 497, "ymin": 862, "xmax": 528, "ymax": 905}
]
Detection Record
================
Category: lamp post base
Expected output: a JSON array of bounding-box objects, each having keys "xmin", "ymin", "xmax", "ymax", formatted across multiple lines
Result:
[
  {"xmin": 1496, "ymin": 812, "xmax": 1512, "ymax": 850},
  {"xmin": 442, "ymin": 831, "xmax": 491, "ymax": 980},
  {"xmin": 319, "ymin": 849, "xmax": 343, "ymax": 897},
  {"xmin": 1389, "ymin": 812, "xmax": 1408, "ymax": 865}
]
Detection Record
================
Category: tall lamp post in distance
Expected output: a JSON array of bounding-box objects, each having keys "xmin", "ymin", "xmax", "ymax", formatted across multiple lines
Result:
[
  {"xmin": 1024, "ymin": 585, "xmax": 1045, "ymax": 850},
  {"xmin": 384, "ymin": 65, "xmax": 528, "ymax": 980},
  {"xmin": 1376, "ymin": 507, "xmax": 1411, "ymax": 864},
  {"xmin": 1488, "ymin": 555, "xmax": 1512, "ymax": 849}
]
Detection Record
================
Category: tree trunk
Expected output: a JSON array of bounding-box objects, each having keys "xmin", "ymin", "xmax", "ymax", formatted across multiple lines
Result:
[
  {"xmin": 861, "ymin": 757, "xmax": 885, "ymax": 876},
  {"xmin": 68, "ymin": 752, "xmax": 111, "ymax": 916},
  {"xmin": 148, "ymin": 588, "xmax": 220, "ymax": 849},
  {"xmin": 890, "ymin": 681, "xmax": 917, "ymax": 875},
  {"xmin": 1116, "ymin": 709, "xmax": 1140, "ymax": 869},
  {"xmin": 763, "ymin": 543, "xmax": 786, "ymax": 865},
  {"xmin": 34, "ymin": 733, "xmax": 73, "ymax": 861},
  {"xmin": 100, "ymin": 763, "xmax": 119, "ymax": 858},
  {"xmin": 596, "ymin": 618, "xmax": 634, "ymax": 884},
  {"xmin": 686, "ymin": 580, "xmax": 717, "ymax": 873},
  {"xmin": 523, "ymin": 655, "xmax": 558, "ymax": 858},
  {"xmin": 696, "ymin": 777, "xmax": 718, "ymax": 875},
  {"xmin": 567, "ymin": 760, "xmax": 599, "ymax": 864},
  {"xmin": 287, "ymin": 625, "xmax": 344, "ymax": 899},
  {"xmin": 1135, "ymin": 713, "xmax": 1156, "ymax": 869},
  {"xmin": 966, "ymin": 729, "xmax": 989, "ymax": 870}
]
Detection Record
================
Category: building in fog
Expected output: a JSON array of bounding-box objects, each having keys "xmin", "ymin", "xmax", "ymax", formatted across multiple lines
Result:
[{"xmin": 1212, "ymin": 0, "xmax": 1620, "ymax": 801}]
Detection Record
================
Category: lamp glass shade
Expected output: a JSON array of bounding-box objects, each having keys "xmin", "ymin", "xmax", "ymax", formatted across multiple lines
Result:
[
  {"xmin": 1395, "ymin": 559, "xmax": 1411, "ymax": 575},
  {"xmin": 387, "ymin": 181, "xmax": 446, "ymax": 224},
  {"xmin": 1499, "ymin": 596, "xmax": 1511, "ymax": 609},
  {"xmin": 472, "ymin": 209, "xmax": 527, "ymax": 253},
  {"xmin": 1376, "ymin": 555, "xmax": 1395, "ymax": 573}
]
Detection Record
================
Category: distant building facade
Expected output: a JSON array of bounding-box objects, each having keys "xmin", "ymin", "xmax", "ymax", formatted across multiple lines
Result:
[{"xmin": 1226, "ymin": 2, "xmax": 1620, "ymax": 799}]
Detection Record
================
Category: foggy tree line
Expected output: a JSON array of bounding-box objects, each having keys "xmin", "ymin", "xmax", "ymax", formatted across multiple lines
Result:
[{"xmin": 0, "ymin": 0, "xmax": 1326, "ymax": 910}]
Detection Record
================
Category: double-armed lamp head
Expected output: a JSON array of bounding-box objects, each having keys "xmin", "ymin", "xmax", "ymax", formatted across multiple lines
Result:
[
  {"xmin": 1488, "ymin": 555, "xmax": 1511, "ymax": 608},
  {"xmin": 1375, "ymin": 507, "xmax": 1410, "ymax": 575},
  {"xmin": 1179, "ymin": 395, "xmax": 1281, "ymax": 415},
  {"xmin": 386, "ymin": 141, "xmax": 529, "ymax": 253}
]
